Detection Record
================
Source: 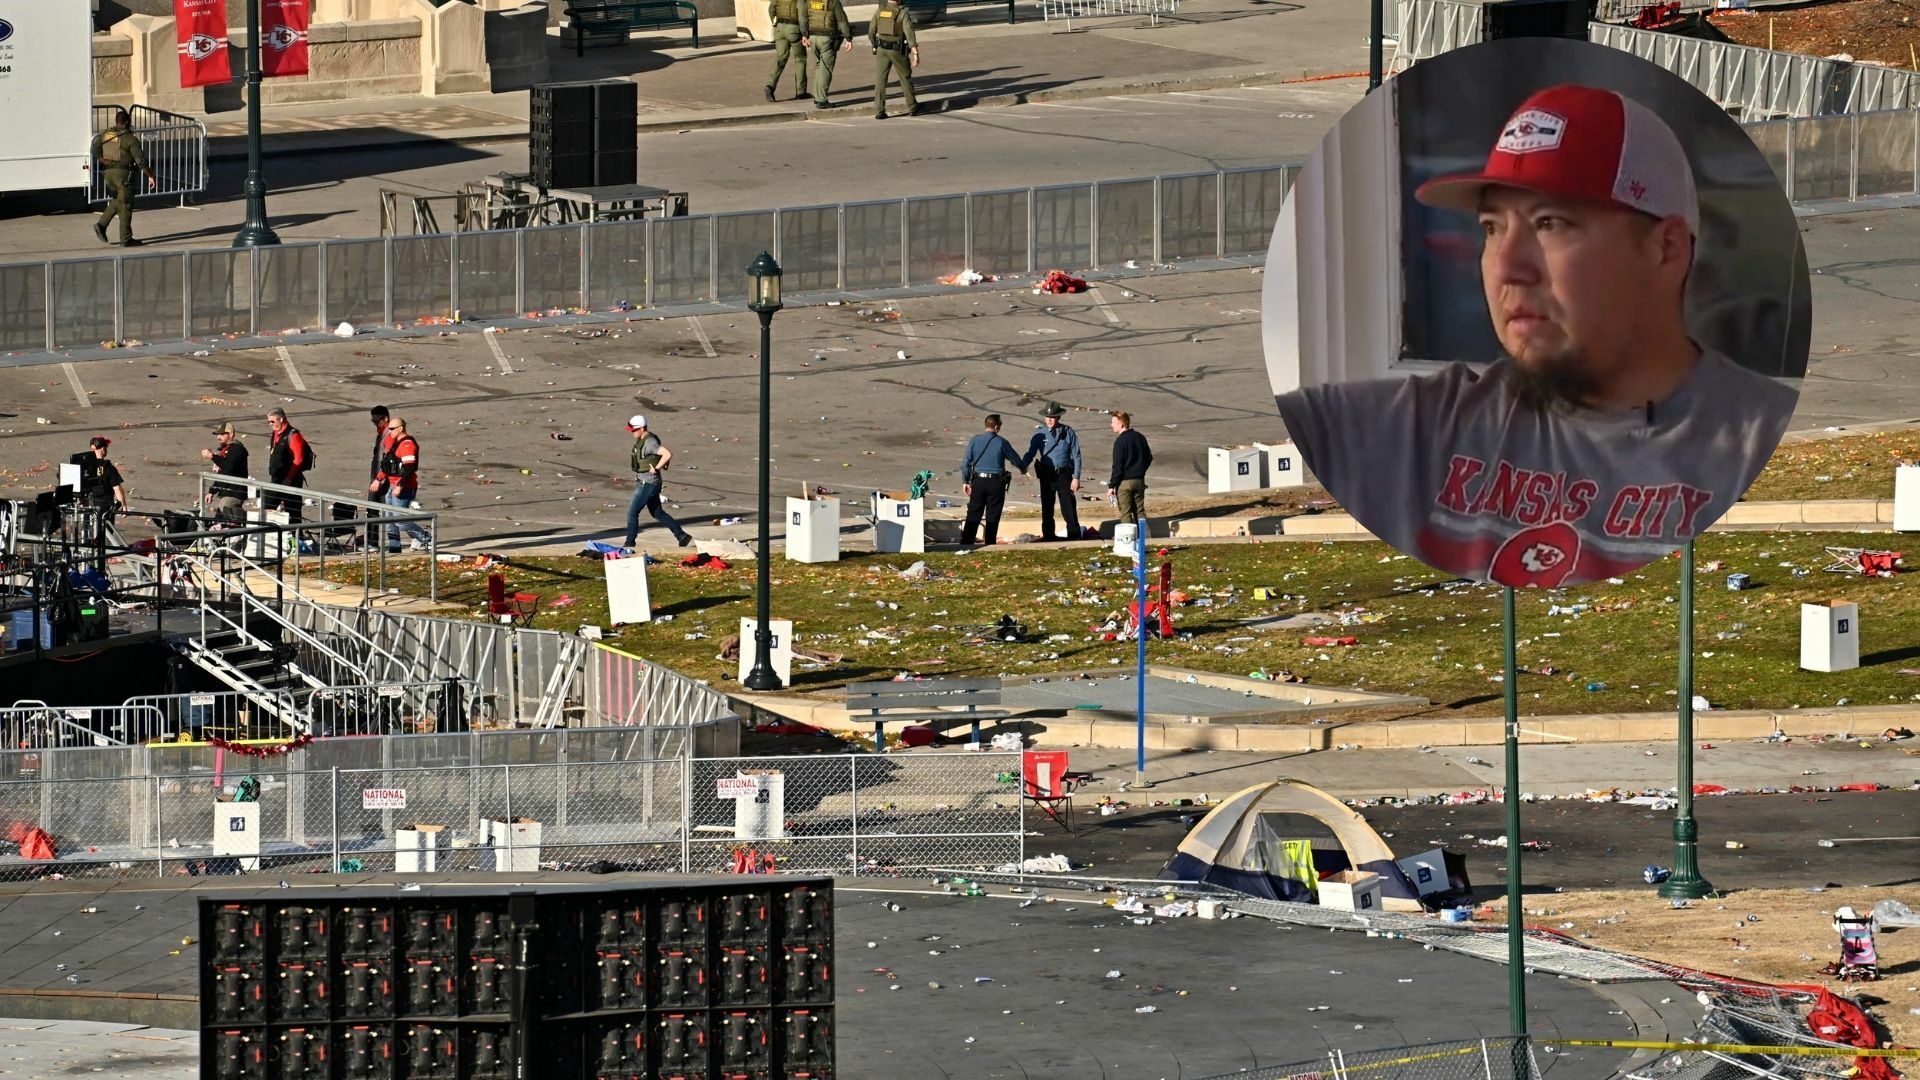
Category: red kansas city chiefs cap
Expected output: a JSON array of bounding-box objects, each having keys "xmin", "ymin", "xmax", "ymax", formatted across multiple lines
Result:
[{"xmin": 1414, "ymin": 84, "xmax": 1699, "ymax": 235}]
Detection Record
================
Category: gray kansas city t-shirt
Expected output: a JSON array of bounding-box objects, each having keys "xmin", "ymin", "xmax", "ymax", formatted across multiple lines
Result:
[{"xmin": 1275, "ymin": 352, "xmax": 1797, "ymax": 587}]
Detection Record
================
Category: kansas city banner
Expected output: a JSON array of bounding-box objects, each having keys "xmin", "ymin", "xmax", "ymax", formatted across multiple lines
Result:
[
  {"xmin": 260, "ymin": 0, "xmax": 311, "ymax": 79},
  {"xmin": 173, "ymin": 0, "xmax": 233, "ymax": 88}
]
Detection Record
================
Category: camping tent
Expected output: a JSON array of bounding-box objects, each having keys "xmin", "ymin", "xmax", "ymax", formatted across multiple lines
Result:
[{"xmin": 1160, "ymin": 779, "xmax": 1423, "ymax": 911}]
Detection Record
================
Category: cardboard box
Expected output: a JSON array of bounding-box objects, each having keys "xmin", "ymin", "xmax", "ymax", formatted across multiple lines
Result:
[
  {"xmin": 1317, "ymin": 869, "xmax": 1383, "ymax": 912},
  {"xmin": 396, "ymin": 824, "xmax": 448, "ymax": 874},
  {"xmin": 1395, "ymin": 847, "xmax": 1468, "ymax": 898},
  {"xmin": 212, "ymin": 800, "xmax": 261, "ymax": 872},
  {"xmin": 486, "ymin": 817, "xmax": 543, "ymax": 873},
  {"xmin": 1800, "ymin": 600, "xmax": 1860, "ymax": 673}
]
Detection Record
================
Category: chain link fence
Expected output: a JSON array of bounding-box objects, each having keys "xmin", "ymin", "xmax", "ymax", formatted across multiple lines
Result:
[
  {"xmin": 0, "ymin": 750, "xmax": 1021, "ymax": 883},
  {"xmin": 686, "ymin": 753, "xmax": 1024, "ymax": 877},
  {"xmin": 1197, "ymin": 1037, "xmax": 1541, "ymax": 1080},
  {"xmin": 1621, "ymin": 974, "xmax": 1873, "ymax": 1080}
]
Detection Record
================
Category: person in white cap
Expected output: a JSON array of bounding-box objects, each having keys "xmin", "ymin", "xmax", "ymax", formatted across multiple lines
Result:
[
  {"xmin": 1276, "ymin": 83, "xmax": 1797, "ymax": 590},
  {"xmin": 622, "ymin": 415, "xmax": 692, "ymax": 549}
]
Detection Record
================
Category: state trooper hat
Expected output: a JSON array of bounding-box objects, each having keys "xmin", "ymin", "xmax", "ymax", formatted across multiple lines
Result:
[{"xmin": 1042, "ymin": 402, "xmax": 1066, "ymax": 418}]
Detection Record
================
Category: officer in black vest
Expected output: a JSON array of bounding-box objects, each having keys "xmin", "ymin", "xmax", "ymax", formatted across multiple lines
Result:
[
  {"xmin": 869, "ymin": 0, "xmax": 921, "ymax": 119},
  {"xmin": 766, "ymin": 0, "xmax": 810, "ymax": 100}
]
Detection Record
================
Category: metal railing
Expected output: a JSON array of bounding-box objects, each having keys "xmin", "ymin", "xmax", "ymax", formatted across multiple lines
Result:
[
  {"xmin": 1038, "ymin": 0, "xmax": 1182, "ymax": 29},
  {"xmin": 0, "ymin": 750, "xmax": 1020, "ymax": 881},
  {"xmin": 1590, "ymin": 21, "xmax": 1920, "ymax": 118},
  {"xmin": 0, "ymin": 164, "xmax": 1297, "ymax": 355},
  {"xmin": 1742, "ymin": 108, "xmax": 1920, "ymax": 204},
  {"xmin": 1396, "ymin": 0, "xmax": 1920, "ymax": 119},
  {"xmin": 191, "ymin": 473, "xmax": 440, "ymax": 600},
  {"xmin": 282, "ymin": 605, "xmax": 735, "ymax": 731},
  {"xmin": 87, "ymin": 104, "xmax": 209, "ymax": 209},
  {"xmin": 0, "ymin": 703, "xmax": 165, "ymax": 749}
]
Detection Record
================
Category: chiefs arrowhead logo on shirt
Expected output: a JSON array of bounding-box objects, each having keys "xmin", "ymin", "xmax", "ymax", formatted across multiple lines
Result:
[{"xmin": 1490, "ymin": 522, "xmax": 1580, "ymax": 588}]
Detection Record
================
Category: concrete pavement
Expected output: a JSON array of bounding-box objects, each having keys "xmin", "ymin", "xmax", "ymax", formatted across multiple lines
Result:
[
  {"xmin": 1053, "ymin": 735, "xmax": 1920, "ymax": 804},
  {"xmin": 0, "ymin": 0, "xmax": 1367, "ymax": 261},
  {"xmin": 8, "ymin": 185, "xmax": 1919, "ymax": 553}
]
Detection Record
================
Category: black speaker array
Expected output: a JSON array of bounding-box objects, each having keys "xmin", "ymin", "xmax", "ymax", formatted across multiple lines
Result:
[
  {"xmin": 1480, "ymin": 0, "xmax": 1593, "ymax": 41},
  {"xmin": 531, "ymin": 79, "xmax": 640, "ymax": 190},
  {"xmin": 200, "ymin": 876, "xmax": 835, "ymax": 1079}
]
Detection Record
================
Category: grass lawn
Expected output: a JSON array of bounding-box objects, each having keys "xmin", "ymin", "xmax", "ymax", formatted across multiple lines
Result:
[
  {"xmin": 333, "ymin": 530, "xmax": 1920, "ymax": 719},
  {"xmin": 1745, "ymin": 430, "xmax": 1920, "ymax": 503},
  {"xmin": 1116, "ymin": 430, "xmax": 1920, "ymax": 523}
]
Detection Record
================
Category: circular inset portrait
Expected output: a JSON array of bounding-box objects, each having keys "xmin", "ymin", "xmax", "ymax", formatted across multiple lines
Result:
[{"xmin": 1262, "ymin": 37, "xmax": 1809, "ymax": 589}]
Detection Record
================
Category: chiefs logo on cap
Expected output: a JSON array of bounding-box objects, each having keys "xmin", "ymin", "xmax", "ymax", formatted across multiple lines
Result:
[{"xmin": 1490, "ymin": 522, "xmax": 1581, "ymax": 588}]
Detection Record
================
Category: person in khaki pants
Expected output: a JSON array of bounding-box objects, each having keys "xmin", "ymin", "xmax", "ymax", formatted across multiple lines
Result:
[
  {"xmin": 765, "ymin": 0, "xmax": 809, "ymax": 100},
  {"xmin": 869, "ymin": 0, "xmax": 921, "ymax": 119},
  {"xmin": 801, "ymin": 0, "xmax": 853, "ymax": 108},
  {"xmin": 1108, "ymin": 410, "xmax": 1152, "ymax": 526}
]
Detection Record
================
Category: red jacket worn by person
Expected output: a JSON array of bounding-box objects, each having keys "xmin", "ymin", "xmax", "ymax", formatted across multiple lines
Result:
[
  {"xmin": 269, "ymin": 425, "xmax": 312, "ymax": 487},
  {"xmin": 376, "ymin": 435, "xmax": 420, "ymax": 497}
]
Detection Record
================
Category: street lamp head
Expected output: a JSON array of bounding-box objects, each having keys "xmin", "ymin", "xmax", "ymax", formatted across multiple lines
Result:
[{"xmin": 746, "ymin": 251, "xmax": 784, "ymax": 313}]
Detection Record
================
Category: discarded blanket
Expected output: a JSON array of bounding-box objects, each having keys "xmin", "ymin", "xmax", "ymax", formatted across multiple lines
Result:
[
  {"xmin": 680, "ymin": 552, "xmax": 731, "ymax": 571},
  {"xmin": 1302, "ymin": 635, "xmax": 1359, "ymax": 647}
]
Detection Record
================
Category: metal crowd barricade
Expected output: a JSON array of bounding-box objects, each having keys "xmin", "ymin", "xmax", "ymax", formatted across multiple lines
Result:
[
  {"xmin": 0, "ymin": 702, "xmax": 169, "ymax": 748},
  {"xmin": 1038, "ymin": 0, "xmax": 1181, "ymax": 30},
  {"xmin": 88, "ymin": 104, "xmax": 209, "ymax": 208},
  {"xmin": 120, "ymin": 691, "xmax": 299, "ymax": 743}
]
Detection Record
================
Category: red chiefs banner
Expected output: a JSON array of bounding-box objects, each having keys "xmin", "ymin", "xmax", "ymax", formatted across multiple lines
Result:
[
  {"xmin": 173, "ymin": 0, "xmax": 233, "ymax": 89},
  {"xmin": 259, "ymin": 0, "xmax": 312, "ymax": 79}
]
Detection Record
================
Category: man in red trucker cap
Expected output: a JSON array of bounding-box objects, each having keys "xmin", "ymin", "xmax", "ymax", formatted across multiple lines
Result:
[{"xmin": 1276, "ymin": 83, "xmax": 1797, "ymax": 589}]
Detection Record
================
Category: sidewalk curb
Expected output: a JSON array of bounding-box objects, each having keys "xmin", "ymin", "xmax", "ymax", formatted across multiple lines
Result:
[
  {"xmin": 205, "ymin": 65, "xmax": 1356, "ymax": 161},
  {"xmin": 735, "ymin": 690, "xmax": 1920, "ymax": 754}
]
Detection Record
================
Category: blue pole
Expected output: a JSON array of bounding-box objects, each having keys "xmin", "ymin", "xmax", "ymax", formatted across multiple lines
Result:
[{"xmin": 1135, "ymin": 515, "xmax": 1149, "ymax": 786}]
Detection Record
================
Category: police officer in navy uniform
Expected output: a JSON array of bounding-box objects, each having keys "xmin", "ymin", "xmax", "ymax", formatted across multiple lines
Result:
[
  {"xmin": 1022, "ymin": 401, "xmax": 1082, "ymax": 541},
  {"xmin": 958, "ymin": 414, "xmax": 1026, "ymax": 547}
]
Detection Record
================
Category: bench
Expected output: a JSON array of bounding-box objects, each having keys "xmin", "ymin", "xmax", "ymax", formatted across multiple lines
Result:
[
  {"xmin": 566, "ymin": 0, "xmax": 701, "ymax": 56},
  {"xmin": 844, "ymin": 677, "xmax": 1010, "ymax": 752},
  {"xmin": 1037, "ymin": 0, "xmax": 1178, "ymax": 30},
  {"xmin": 903, "ymin": 0, "xmax": 1019, "ymax": 25}
]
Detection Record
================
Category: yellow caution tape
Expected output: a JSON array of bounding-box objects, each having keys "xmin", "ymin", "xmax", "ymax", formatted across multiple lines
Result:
[{"xmin": 1560, "ymin": 1040, "xmax": 1920, "ymax": 1059}]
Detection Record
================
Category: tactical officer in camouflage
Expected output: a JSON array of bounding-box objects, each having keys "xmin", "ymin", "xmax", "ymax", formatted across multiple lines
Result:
[
  {"xmin": 869, "ymin": 0, "xmax": 921, "ymax": 119},
  {"xmin": 800, "ymin": 0, "xmax": 854, "ymax": 109},
  {"xmin": 89, "ymin": 110, "xmax": 158, "ymax": 248},
  {"xmin": 765, "ymin": 0, "xmax": 810, "ymax": 101}
]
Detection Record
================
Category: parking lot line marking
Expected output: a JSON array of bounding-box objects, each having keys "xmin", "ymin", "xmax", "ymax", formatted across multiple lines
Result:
[
  {"xmin": 61, "ymin": 363, "xmax": 90, "ymax": 408},
  {"xmin": 276, "ymin": 346, "xmax": 308, "ymax": 392},
  {"xmin": 688, "ymin": 317, "xmax": 717, "ymax": 357},
  {"xmin": 897, "ymin": 315, "xmax": 919, "ymax": 340},
  {"xmin": 1089, "ymin": 287, "xmax": 1121, "ymax": 324},
  {"xmin": 486, "ymin": 332, "xmax": 514, "ymax": 374},
  {"xmin": 1034, "ymin": 102, "xmax": 1132, "ymax": 113},
  {"xmin": 1164, "ymin": 93, "xmax": 1259, "ymax": 110}
]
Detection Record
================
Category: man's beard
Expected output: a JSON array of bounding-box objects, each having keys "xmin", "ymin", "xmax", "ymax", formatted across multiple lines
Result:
[{"xmin": 1506, "ymin": 349, "xmax": 1601, "ymax": 415}]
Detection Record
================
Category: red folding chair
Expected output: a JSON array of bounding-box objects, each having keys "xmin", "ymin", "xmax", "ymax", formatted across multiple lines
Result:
[
  {"xmin": 486, "ymin": 572, "xmax": 540, "ymax": 625},
  {"xmin": 1023, "ymin": 750, "xmax": 1090, "ymax": 832}
]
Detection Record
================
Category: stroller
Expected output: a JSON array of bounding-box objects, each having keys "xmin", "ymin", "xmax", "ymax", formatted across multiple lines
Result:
[{"xmin": 1827, "ymin": 906, "xmax": 1880, "ymax": 982}]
